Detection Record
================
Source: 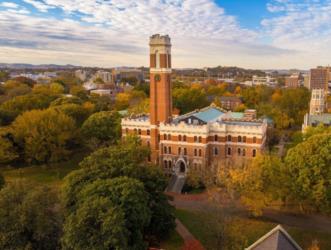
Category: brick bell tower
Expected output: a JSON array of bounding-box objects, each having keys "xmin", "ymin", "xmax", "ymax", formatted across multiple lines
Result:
[{"xmin": 149, "ymin": 34, "xmax": 172, "ymax": 163}]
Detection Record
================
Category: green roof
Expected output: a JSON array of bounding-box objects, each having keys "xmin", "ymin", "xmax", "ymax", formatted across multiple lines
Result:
[{"xmin": 193, "ymin": 107, "xmax": 224, "ymax": 122}]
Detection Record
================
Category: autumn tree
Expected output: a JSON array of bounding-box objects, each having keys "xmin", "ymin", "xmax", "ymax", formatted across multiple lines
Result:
[
  {"xmin": 0, "ymin": 128, "xmax": 18, "ymax": 164},
  {"xmin": 172, "ymin": 87, "xmax": 208, "ymax": 114},
  {"xmin": 12, "ymin": 109, "xmax": 76, "ymax": 163},
  {"xmin": 0, "ymin": 181, "xmax": 62, "ymax": 249}
]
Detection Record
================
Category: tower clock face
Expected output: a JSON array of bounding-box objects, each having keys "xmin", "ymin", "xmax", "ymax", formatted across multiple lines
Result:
[{"xmin": 154, "ymin": 74, "xmax": 161, "ymax": 82}]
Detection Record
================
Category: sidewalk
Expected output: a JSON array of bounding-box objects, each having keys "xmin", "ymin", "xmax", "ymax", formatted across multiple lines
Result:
[{"xmin": 175, "ymin": 219, "xmax": 205, "ymax": 250}]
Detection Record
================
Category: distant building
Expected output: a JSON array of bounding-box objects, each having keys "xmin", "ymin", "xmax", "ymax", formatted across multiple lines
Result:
[
  {"xmin": 112, "ymin": 68, "xmax": 144, "ymax": 83},
  {"xmin": 90, "ymin": 84, "xmax": 123, "ymax": 100},
  {"xmin": 309, "ymin": 66, "xmax": 330, "ymax": 91},
  {"xmin": 303, "ymin": 74, "xmax": 310, "ymax": 89},
  {"xmin": 245, "ymin": 225, "xmax": 302, "ymax": 250},
  {"xmin": 95, "ymin": 70, "xmax": 112, "ymax": 83},
  {"xmin": 302, "ymin": 88, "xmax": 331, "ymax": 131},
  {"xmin": 252, "ymin": 75, "xmax": 277, "ymax": 86},
  {"xmin": 285, "ymin": 73, "xmax": 303, "ymax": 88},
  {"xmin": 75, "ymin": 69, "xmax": 88, "ymax": 81},
  {"xmin": 219, "ymin": 96, "xmax": 242, "ymax": 111},
  {"xmin": 10, "ymin": 72, "xmax": 57, "ymax": 82}
]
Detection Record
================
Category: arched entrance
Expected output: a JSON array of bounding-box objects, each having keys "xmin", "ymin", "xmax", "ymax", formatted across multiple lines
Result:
[{"xmin": 174, "ymin": 158, "xmax": 187, "ymax": 176}]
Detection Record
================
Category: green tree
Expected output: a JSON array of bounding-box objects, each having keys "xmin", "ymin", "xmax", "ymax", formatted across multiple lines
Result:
[
  {"xmin": 284, "ymin": 133, "xmax": 331, "ymax": 213},
  {"xmin": 81, "ymin": 111, "xmax": 121, "ymax": 149},
  {"xmin": 62, "ymin": 139, "xmax": 175, "ymax": 243},
  {"xmin": 0, "ymin": 181, "xmax": 62, "ymax": 250},
  {"xmin": 0, "ymin": 71, "xmax": 9, "ymax": 82},
  {"xmin": 50, "ymin": 96, "xmax": 83, "ymax": 106},
  {"xmin": 63, "ymin": 177, "xmax": 150, "ymax": 250},
  {"xmin": 12, "ymin": 109, "xmax": 76, "ymax": 163},
  {"xmin": 172, "ymin": 87, "xmax": 208, "ymax": 114},
  {"xmin": 51, "ymin": 103, "xmax": 92, "ymax": 126}
]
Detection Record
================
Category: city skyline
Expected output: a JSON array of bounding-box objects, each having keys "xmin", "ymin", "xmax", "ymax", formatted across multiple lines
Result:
[{"xmin": 1, "ymin": 0, "xmax": 331, "ymax": 69}]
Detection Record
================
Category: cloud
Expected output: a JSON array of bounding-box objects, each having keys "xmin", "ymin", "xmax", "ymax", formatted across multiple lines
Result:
[
  {"xmin": 0, "ymin": 2, "xmax": 19, "ymax": 8},
  {"xmin": 0, "ymin": 0, "xmax": 329, "ymax": 69}
]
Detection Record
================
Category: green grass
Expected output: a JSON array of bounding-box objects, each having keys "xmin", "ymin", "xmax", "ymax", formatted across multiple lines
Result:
[
  {"xmin": 0, "ymin": 150, "xmax": 88, "ymax": 186},
  {"xmin": 160, "ymin": 230, "xmax": 183, "ymax": 250},
  {"xmin": 176, "ymin": 209, "xmax": 331, "ymax": 250}
]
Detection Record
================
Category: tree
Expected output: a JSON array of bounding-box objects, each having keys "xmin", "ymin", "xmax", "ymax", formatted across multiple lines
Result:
[
  {"xmin": 0, "ymin": 93, "xmax": 56, "ymax": 125},
  {"xmin": 69, "ymin": 85, "xmax": 88, "ymax": 100},
  {"xmin": 50, "ymin": 82, "xmax": 65, "ymax": 94},
  {"xmin": 81, "ymin": 111, "xmax": 121, "ymax": 149},
  {"xmin": 0, "ymin": 181, "xmax": 62, "ymax": 250},
  {"xmin": 51, "ymin": 103, "xmax": 92, "ymax": 126},
  {"xmin": 12, "ymin": 109, "xmax": 76, "ymax": 163},
  {"xmin": 50, "ymin": 96, "xmax": 83, "ymax": 106},
  {"xmin": 172, "ymin": 87, "xmax": 208, "ymax": 114},
  {"xmin": 0, "ymin": 71, "xmax": 9, "ymax": 82},
  {"xmin": 0, "ymin": 174, "xmax": 4, "ymax": 190},
  {"xmin": 62, "ymin": 139, "xmax": 175, "ymax": 243},
  {"xmin": 0, "ymin": 128, "xmax": 18, "ymax": 164},
  {"xmin": 94, "ymin": 77, "xmax": 104, "ymax": 84},
  {"xmin": 284, "ymin": 133, "xmax": 331, "ymax": 213},
  {"xmin": 219, "ymin": 155, "xmax": 284, "ymax": 216},
  {"xmin": 62, "ymin": 177, "xmax": 150, "ymax": 250}
]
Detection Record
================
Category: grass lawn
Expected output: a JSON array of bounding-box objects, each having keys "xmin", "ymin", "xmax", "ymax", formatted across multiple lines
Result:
[
  {"xmin": 176, "ymin": 209, "xmax": 331, "ymax": 250},
  {"xmin": 0, "ymin": 150, "xmax": 88, "ymax": 186},
  {"xmin": 160, "ymin": 230, "xmax": 183, "ymax": 250}
]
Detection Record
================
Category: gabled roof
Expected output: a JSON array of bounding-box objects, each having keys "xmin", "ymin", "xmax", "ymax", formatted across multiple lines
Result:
[{"xmin": 245, "ymin": 225, "xmax": 302, "ymax": 250}]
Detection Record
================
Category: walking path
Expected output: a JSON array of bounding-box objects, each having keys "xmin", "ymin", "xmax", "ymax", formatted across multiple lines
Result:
[{"xmin": 175, "ymin": 219, "xmax": 205, "ymax": 250}]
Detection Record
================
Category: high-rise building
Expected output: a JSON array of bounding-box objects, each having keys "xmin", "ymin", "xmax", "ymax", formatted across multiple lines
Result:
[
  {"xmin": 95, "ymin": 70, "xmax": 112, "ymax": 83},
  {"xmin": 309, "ymin": 89, "xmax": 326, "ymax": 115},
  {"xmin": 309, "ymin": 67, "xmax": 329, "ymax": 91}
]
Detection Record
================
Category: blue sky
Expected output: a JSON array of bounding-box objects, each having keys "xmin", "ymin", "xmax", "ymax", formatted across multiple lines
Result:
[{"xmin": 0, "ymin": 0, "xmax": 331, "ymax": 69}]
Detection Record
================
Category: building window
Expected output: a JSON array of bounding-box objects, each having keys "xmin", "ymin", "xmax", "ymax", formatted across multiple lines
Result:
[
  {"xmin": 168, "ymin": 160, "xmax": 172, "ymax": 168},
  {"xmin": 198, "ymin": 136, "xmax": 202, "ymax": 143},
  {"xmin": 184, "ymin": 148, "xmax": 187, "ymax": 155},
  {"xmin": 138, "ymin": 129, "xmax": 141, "ymax": 135},
  {"xmin": 242, "ymin": 149, "xmax": 246, "ymax": 156},
  {"xmin": 147, "ymin": 130, "xmax": 150, "ymax": 135},
  {"xmin": 194, "ymin": 149, "xmax": 197, "ymax": 156},
  {"xmin": 158, "ymin": 134, "xmax": 160, "ymax": 142},
  {"xmin": 134, "ymin": 128, "xmax": 137, "ymax": 134},
  {"xmin": 253, "ymin": 137, "xmax": 257, "ymax": 143},
  {"xmin": 243, "ymin": 136, "xmax": 247, "ymax": 143},
  {"xmin": 125, "ymin": 128, "xmax": 129, "ymax": 134},
  {"xmin": 214, "ymin": 147, "xmax": 219, "ymax": 156},
  {"xmin": 214, "ymin": 135, "xmax": 218, "ymax": 142},
  {"xmin": 183, "ymin": 135, "xmax": 187, "ymax": 141},
  {"xmin": 164, "ymin": 146, "xmax": 167, "ymax": 154},
  {"xmin": 238, "ymin": 136, "xmax": 242, "ymax": 143},
  {"xmin": 199, "ymin": 149, "xmax": 202, "ymax": 157},
  {"xmin": 168, "ymin": 146, "xmax": 171, "ymax": 154},
  {"xmin": 178, "ymin": 135, "xmax": 182, "ymax": 141},
  {"xmin": 178, "ymin": 147, "xmax": 181, "ymax": 155},
  {"xmin": 252, "ymin": 149, "xmax": 256, "ymax": 157},
  {"xmin": 227, "ymin": 135, "xmax": 232, "ymax": 142},
  {"xmin": 227, "ymin": 147, "xmax": 231, "ymax": 156},
  {"xmin": 194, "ymin": 136, "xmax": 198, "ymax": 142},
  {"xmin": 147, "ymin": 141, "xmax": 150, "ymax": 148},
  {"xmin": 164, "ymin": 134, "xmax": 167, "ymax": 140},
  {"xmin": 168, "ymin": 134, "xmax": 171, "ymax": 140},
  {"xmin": 164, "ymin": 160, "xmax": 168, "ymax": 168},
  {"xmin": 237, "ymin": 148, "xmax": 241, "ymax": 156}
]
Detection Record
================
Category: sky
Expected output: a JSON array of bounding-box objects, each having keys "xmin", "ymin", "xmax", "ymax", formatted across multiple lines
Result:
[{"xmin": 0, "ymin": 0, "xmax": 331, "ymax": 69}]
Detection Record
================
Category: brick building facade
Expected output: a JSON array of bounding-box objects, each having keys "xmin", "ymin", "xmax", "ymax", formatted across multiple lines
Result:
[{"xmin": 121, "ymin": 34, "xmax": 268, "ymax": 176}]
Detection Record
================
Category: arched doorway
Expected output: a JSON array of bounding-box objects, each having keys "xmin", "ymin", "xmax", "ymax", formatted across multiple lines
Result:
[{"xmin": 174, "ymin": 158, "xmax": 187, "ymax": 176}]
